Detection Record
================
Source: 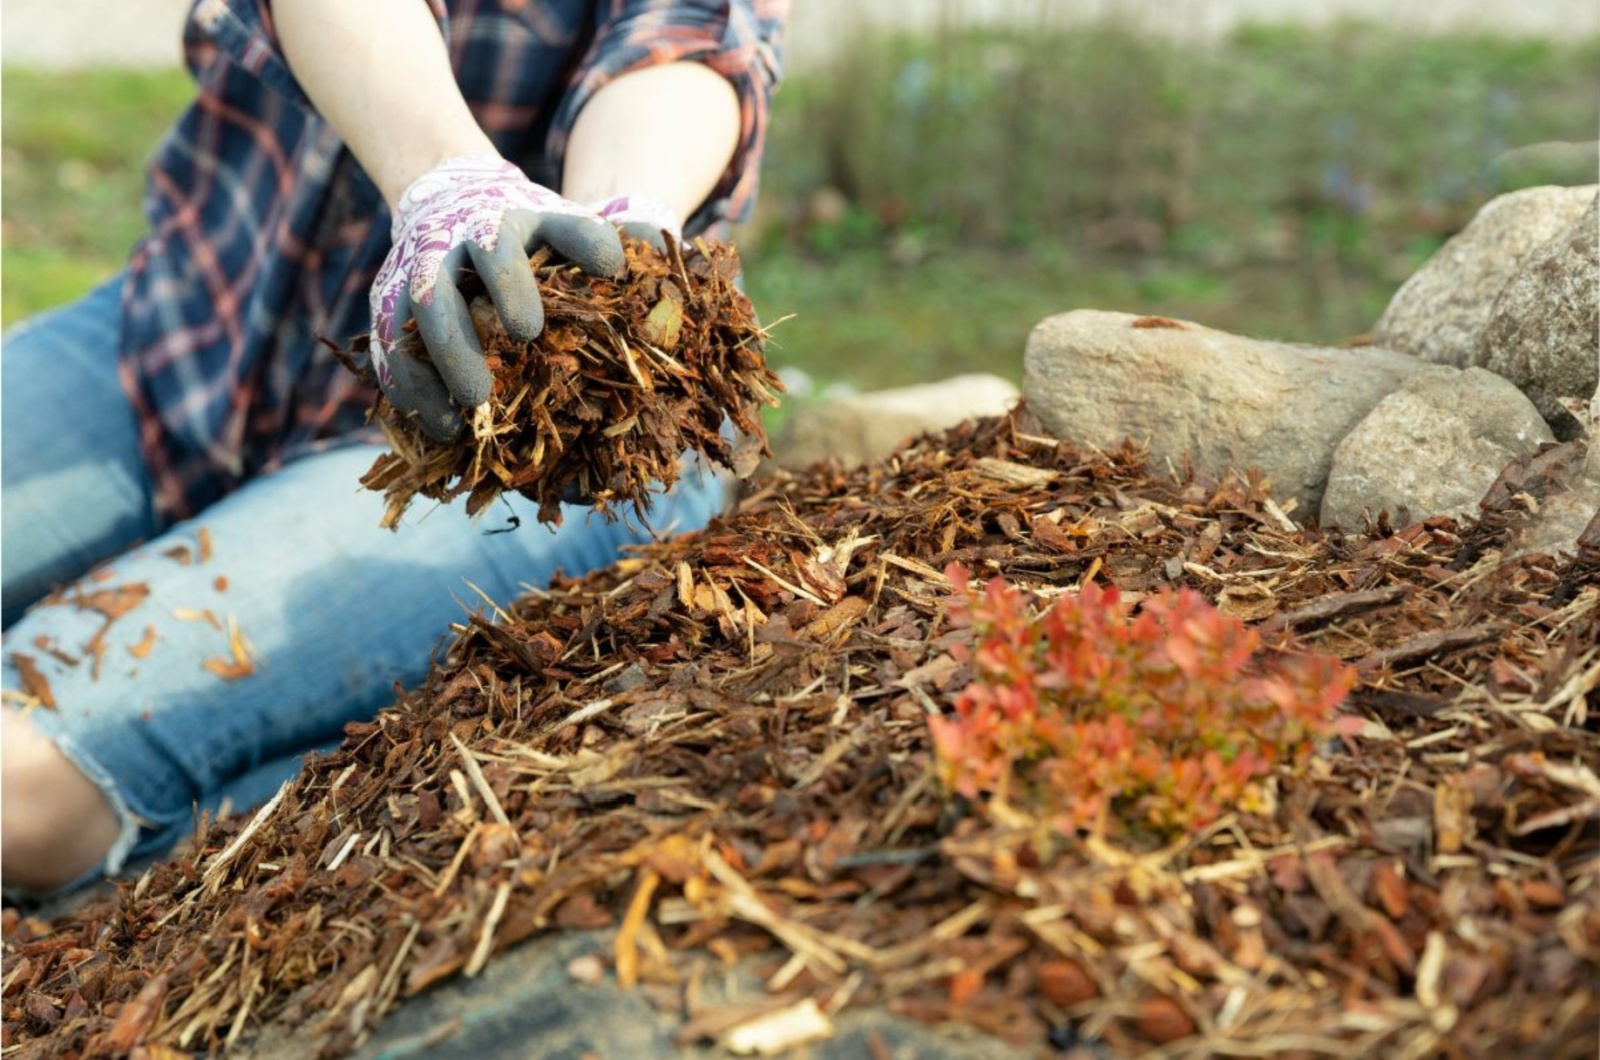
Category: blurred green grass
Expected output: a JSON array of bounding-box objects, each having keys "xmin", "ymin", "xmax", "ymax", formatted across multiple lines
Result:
[
  {"xmin": 3, "ymin": 24, "xmax": 1596, "ymax": 393},
  {"xmin": 2, "ymin": 68, "xmax": 194, "ymax": 323}
]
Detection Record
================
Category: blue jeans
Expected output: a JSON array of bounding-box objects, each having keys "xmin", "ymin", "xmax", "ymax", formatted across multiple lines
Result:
[{"xmin": 1, "ymin": 276, "xmax": 724, "ymax": 883}]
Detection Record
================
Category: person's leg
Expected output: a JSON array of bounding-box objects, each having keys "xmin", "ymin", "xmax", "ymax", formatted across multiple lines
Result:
[
  {"xmin": 0, "ymin": 709, "xmax": 123, "ymax": 892},
  {"xmin": 1, "ymin": 441, "xmax": 725, "ymax": 893},
  {"xmin": 1, "ymin": 274, "xmax": 170, "ymax": 893},
  {"xmin": 1, "ymin": 274, "xmax": 163, "ymax": 629}
]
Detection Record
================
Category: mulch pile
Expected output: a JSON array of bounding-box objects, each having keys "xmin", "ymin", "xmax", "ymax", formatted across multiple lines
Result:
[
  {"xmin": 5, "ymin": 409, "xmax": 1598, "ymax": 1059},
  {"xmin": 360, "ymin": 237, "xmax": 779, "ymax": 528}
]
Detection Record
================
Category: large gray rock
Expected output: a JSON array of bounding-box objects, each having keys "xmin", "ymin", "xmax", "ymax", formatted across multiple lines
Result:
[
  {"xmin": 1513, "ymin": 483, "xmax": 1599, "ymax": 559},
  {"xmin": 242, "ymin": 927, "xmax": 1020, "ymax": 1060},
  {"xmin": 1320, "ymin": 366, "xmax": 1554, "ymax": 528},
  {"xmin": 1588, "ymin": 377, "xmax": 1599, "ymax": 480},
  {"xmin": 1478, "ymin": 439, "xmax": 1600, "ymax": 561},
  {"xmin": 1476, "ymin": 193, "xmax": 1600, "ymax": 438},
  {"xmin": 773, "ymin": 374, "xmax": 1019, "ymax": 470},
  {"xmin": 1022, "ymin": 310, "xmax": 1426, "ymax": 518},
  {"xmin": 323, "ymin": 929, "xmax": 1018, "ymax": 1060},
  {"xmin": 1371, "ymin": 185, "xmax": 1597, "ymax": 368}
]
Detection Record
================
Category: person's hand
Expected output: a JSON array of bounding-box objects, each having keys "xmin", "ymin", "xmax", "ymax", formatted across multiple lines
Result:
[
  {"xmin": 370, "ymin": 154, "xmax": 625, "ymax": 442},
  {"xmin": 592, "ymin": 194, "xmax": 683, "ymax": 252}
]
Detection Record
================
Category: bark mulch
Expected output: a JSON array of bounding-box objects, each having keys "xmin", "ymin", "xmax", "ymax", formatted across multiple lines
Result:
[
  {"xmin": 358, "ymin": 238, "xmax": 779, "ymax": 529},
  {"xmin": 5, "ymin": 409, "xmax": 1597, "ymax": 1059}
]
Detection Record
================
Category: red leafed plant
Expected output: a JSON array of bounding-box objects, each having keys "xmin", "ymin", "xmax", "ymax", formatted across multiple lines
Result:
[{"xmin": 928, "ymin": 565, "xmax": 1359, "ymax": 837}]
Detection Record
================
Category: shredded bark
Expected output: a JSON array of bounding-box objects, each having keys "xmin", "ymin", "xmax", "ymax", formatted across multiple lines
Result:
[
  {"xmin": 4, "ymin": 408, "xmax": 1597, "ymax": 1059},
  {"xmin": 359, "ymin": 238, "xmax": 781, "ymax": 528}
]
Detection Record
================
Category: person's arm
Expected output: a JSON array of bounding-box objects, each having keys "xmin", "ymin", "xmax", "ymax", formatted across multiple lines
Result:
[
  {"xmin": 271, "ymin": 1, "xmax": 743, "ymax": 441},
  {"xmin": 272, "ymin": 1, "xmax": 738, "ymax": 221},
  {"xmin": 562, "ymin": 61, "xmax": 740, "ymax": 227},
  {"xmin": 273, "ymin": 0, "xmax": 493, "ymax": 210},
  {"xmin": 273, "ymin": 1, "xmax": 756, "ymax": 443}
]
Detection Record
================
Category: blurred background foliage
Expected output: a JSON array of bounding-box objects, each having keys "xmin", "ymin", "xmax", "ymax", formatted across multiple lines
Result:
[{"xmin": 3, "ymin": 21, "xmax": 1597, "ymax": 394}]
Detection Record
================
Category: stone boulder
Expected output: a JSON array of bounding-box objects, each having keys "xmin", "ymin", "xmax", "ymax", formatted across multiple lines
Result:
[
  {"xmin": 772, "ymin": 373, "xmax": 1019, "ymax": 470},
  {"xmin": 1476, "ymin": 193, "xmax": 1600, "ymax": 438},
  {"xmin": 1022, "ymin": 310, "xmax": 1426, "ymax": 519},
  {"xmin": 1513, "ymin": 484, "xmax": 1599, "ymax": 560},
  {"xmin": 1475, "ymin": 438, "xmax": 1599, "ymax": 561},
  {"xmin": 1588, "ymin": 377, "xmax": 1600, "ymax": 480},
  {"xmin": 1371, "ymin": 185, "xmax": 1596, "ymax": 368},
  {"xmin": 1320, "ymin": 367, "xmax": 1554, "ymax": 528}
]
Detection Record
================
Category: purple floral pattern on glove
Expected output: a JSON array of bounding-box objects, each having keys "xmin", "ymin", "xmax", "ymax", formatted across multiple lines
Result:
[
  {"xmin": 368, "ymin": 154, "xmax": 593, "ymax": 391},
  {"xmin": 593, "ymin": 193, "xmax": 684, "ymax": 247}
]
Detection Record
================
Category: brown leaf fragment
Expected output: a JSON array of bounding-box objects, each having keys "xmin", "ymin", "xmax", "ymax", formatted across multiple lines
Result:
[
  {"xmin": 1259, "ymin": 585, "xmax": 1409, "ymax": 633},
  {"xmin": 640, "ymin": 293, "xmax": 683, "ymax": 352},
  {"xmin": 173, "ymin": 607, "xmax": 222, "ymax": 630},
  {"xmin": 971, "ymin": 458, "xmax": 1056, "ymax": 488},
  {"xmin": 677, "ymin": 561, "xmax": 695, "ymax": 612},
  {"xmin": 80, "ymin": 583, "xmax": 150, "ymax": 622},
  {"xmin": 161, "ymin": 544, "xmax": 194, "ymax": 566},
  {"xmin": 1136, "ymin": 996, "xmax": 1195, "ymax": 1043},
  {"xmin": 554, "ymin": 892, "xmax": 615, "ymax": 931},
  {"xmin": 128, "ymin": 625, "xmax": 159, "ymax": 660},
  {"xmin": 85, "ymin": 627, "xmax": 109, "ymax": 681},
  {"xmin": 1037, "ymin": 960, "xmax": 1097, "ymax": 1007},
  {"xmin": 1522, "ymin": 879, "xmax": 1565, "ymax": 908},
  {"xmin": 1217, "ymin": 584, "xmax": 1277, "ymax": 621},
  {"xmin": 1434, "ymin": 777, "xmax": 1473, "ymax": 854},
  {"xmin": 31, "ymin": 635, "xmax": 79, "ymax": 668},
  {"xmin": 615, "ymin": 867, "xmax": 661, "ymax": 990},
  {"xmin": 1358, "ymin": 623, "xmax": 1501, "ymax": 672},
  {"xmin": 803, "ymin": 596, "xmax": 870, "ymax": 644},
  {"xmin": 197, "ymin": 527, "xmax": 214, "ymax": 563},
  {"xmin": 1029, "ymin": 515, "xmax": 1081, "ymax": 554},
  {"xmin": 1131, "ymin": 315, "xmax": 1187, "ymax": 329},
  {"xmin": 404, "ymin": 938, "xmax": 464, "ymax": 997},
  {"xmin": 202, "ymin": 618, "xmax": 256, "ymax": 681},
  {"xmin": 23, "ymin": 991, "xmax": 60, "ymax": 1026},
  {"xmin": 98, "ymin": 973, "xmax": 167, "ymax": 1052},
  {"xmin": 11, "ymin": 653, "xmax": 56, "ymax": 708},
  {"xmin": 895, "ymin": 653, "xmax": 961, "ymax": 691},
  {"xmin": 1371, "ymin": 860, "xmax": 1409, "ymax": 920}
]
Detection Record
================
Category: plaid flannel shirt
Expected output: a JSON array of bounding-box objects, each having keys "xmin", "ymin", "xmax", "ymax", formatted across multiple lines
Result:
[{"xmin": 119, "ymin": 0, "xmax": 787, "ymax": 520}]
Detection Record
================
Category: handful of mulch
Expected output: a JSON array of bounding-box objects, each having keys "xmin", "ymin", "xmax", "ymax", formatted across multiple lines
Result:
[{"xmin": 359, "ymin": 237, "xmax": 782, "ymax": 528}]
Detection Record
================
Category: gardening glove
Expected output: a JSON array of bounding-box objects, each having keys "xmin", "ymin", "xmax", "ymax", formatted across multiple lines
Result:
[
  {"xmin": 371, "ymin": 154, "xmax": 625, "ymax": 442},
  {"xmin": 593, "ymin": 193, "xmax": 684, "ymax": 253}
]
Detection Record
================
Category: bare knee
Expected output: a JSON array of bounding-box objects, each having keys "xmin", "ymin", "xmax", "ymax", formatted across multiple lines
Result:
[{"xmin": 2, "ymin": 709, "xmax": 121, "ymax": 893}]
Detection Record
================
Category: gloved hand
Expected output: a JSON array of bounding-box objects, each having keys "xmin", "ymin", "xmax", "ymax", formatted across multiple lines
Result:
[
  {"xmin": 592, "ymin": 194, "xmax": 683, "ymax": 252},
  {"xmin": 370, "ymin": 154, "xmax": 625, "ymax": 442}
]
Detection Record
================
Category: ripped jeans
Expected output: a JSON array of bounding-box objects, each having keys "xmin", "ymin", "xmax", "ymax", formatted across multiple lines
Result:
[{"xmin": 1, "ymin": 275, "xmax": 724, "ymax": 887}]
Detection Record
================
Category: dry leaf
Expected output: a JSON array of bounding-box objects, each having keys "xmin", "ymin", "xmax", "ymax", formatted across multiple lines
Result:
[{"xmin": 11, "ymin": 652, "xmax": 56, "ymax": 708}]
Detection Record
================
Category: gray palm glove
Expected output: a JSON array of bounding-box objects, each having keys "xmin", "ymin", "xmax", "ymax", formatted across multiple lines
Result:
[{"xmin": 369, "ymin": 155, "xmax": 625, "ymax": 442}]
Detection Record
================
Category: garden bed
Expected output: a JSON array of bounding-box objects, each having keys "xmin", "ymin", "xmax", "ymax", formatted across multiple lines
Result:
[{"xmin": 5, "ymin": 408, "xmax": 1597, "ymax": 1059}]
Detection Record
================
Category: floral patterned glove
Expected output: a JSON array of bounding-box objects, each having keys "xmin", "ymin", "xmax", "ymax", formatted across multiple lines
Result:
[
  {"xmin": 593, "ymin": 194, "xmax": 683, "ymax": 252},
  {"xmin": 370, "ymin": 154, "xmax": 624, "ymax": 441}
]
